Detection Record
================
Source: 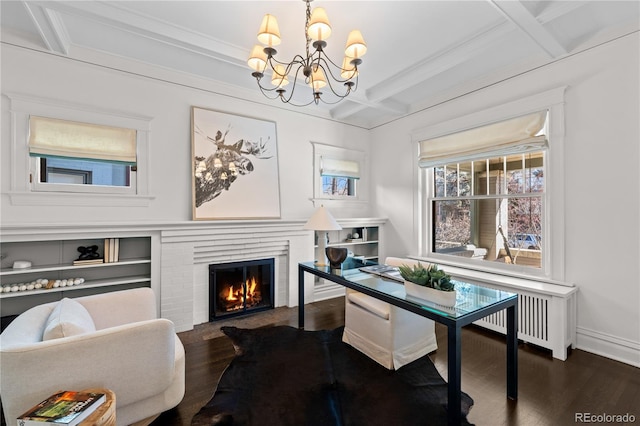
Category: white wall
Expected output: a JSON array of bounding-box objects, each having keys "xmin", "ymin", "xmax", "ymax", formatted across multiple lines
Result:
[
  {"xmin": 1, "ymin": 44, "xmax": 372, "ymax": 224},
  {"xmin": 2, "ymin": 33, "xmax": 639, "ymax": 366},
  {"xmin": 370, "ymin": 33, "xmax": 640, "ymax": 366}
]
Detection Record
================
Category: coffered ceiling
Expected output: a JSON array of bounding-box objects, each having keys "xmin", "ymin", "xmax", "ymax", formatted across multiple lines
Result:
[{"xmin": 2, "ymin": 1, "xmax": 638, "ymax": 129}]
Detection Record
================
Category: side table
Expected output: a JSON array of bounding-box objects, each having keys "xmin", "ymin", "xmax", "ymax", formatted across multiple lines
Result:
[{"xmin": 80, "ymin": 388, "xmax": 116, "ymax": 426}]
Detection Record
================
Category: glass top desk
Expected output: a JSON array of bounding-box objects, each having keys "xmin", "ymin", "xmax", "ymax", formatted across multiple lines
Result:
[{"xmin": 298, "ymin": 261, "xmax": 518, "ymax": 426}]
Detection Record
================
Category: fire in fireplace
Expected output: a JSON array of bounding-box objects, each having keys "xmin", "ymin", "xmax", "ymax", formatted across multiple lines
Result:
[{"xmin": 209, "ymin": 258, "xmax": 274, "ymax": 320}]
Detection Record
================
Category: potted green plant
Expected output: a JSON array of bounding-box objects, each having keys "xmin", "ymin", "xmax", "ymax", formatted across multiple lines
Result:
[{"xmin": 398, "ymin": 263, "xmax": 457, "ymax": 307}]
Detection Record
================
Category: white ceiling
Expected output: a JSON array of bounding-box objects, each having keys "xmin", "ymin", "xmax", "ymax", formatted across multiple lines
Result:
[{"xmin": 2, "ymin": 1, "xmax": 639, "ymax": 129}]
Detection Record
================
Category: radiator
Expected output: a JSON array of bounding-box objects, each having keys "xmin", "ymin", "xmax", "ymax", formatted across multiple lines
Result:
[
  {"xmin": 474, "ymin": 292, "xmax": 551, "ymax": 349},
  {"xmin": 474, "ymin": 283, "xmax": 575, "ymax": 360}
]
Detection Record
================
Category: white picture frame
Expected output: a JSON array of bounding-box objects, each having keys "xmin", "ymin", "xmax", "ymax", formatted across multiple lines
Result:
[{"xmin": 192, "ymin": 107, "xmax": 281, "ymax": 220}]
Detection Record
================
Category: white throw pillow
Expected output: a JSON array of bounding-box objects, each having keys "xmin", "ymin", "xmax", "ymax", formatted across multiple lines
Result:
[{"xmin": 43, "ymin": 298, "xmax": 96, "ymax": 341}]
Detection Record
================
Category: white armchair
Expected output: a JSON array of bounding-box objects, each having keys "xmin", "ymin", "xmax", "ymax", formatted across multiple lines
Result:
[
  {"xmin": 342, "ymin": 257, "xmax": 437, "ymax": 369},
  {"xmin": 0, "ymin": 287, "xmax": 185, "ymax": 426}
]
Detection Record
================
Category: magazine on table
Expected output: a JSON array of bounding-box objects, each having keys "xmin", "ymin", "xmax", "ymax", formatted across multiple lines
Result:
[
  {"xmin": 359, "ymin": 264, "xmax": 404, "ymax": 283},
  {"xmin": 17, "ymin": 390, "xmax": 106, "ymax": 426}
]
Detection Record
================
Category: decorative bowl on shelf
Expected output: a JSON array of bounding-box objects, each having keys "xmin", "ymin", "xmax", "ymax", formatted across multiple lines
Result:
[{"xmin": 325, "ymin": 247, "xmax": 348, "ymax": 269}]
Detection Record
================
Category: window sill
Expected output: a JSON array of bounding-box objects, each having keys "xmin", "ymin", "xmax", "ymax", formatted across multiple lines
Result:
[
  {"xmin": 310, "ymin": 197, "xmax": 368, "ymax": 204},
  {"xmin": 8, "ymin": 191, "xmax": 155, "ymax": 207},
  {"xmin": 408, "ymin": 255, "xmax": 575, "ymax": 296}
]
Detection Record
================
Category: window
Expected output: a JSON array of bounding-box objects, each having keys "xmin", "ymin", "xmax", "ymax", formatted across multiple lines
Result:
[
  {"xmin": 39, "ymin": 157, "xmax": 131, "ymax": 186},
  {"xmin": 322, "ymin": 176, "xmax": 356, "ymax": 197},
  {"xmin": 29, "ymin": 115, "xmax": 137, "ymax": 194},
  {"xmin": 321, "ymin": 157, "xmax": 359, "ymax": 197},
  {"xmin": 311, "ymin": 142, "xmax": 365, "ymax": 202},
  {"xmin": 431, "ymin": 151, "xmax": 545, "ymax": 269},
  {"xmin": 419, "ymin": 110, "xmax": 551, "ymax": 274},
  {"xmin": 7, "ymin": 93, "xmax": 152, "ymax": 206}
]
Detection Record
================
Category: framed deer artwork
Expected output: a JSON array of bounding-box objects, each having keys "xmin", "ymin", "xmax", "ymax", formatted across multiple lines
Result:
[{"xmin": 191, "ymin": 107, "xmax": 281, "ymax": 220}]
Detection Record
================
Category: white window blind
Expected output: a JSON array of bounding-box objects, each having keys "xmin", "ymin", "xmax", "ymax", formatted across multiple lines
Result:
[
  {"xmin": 29, "ymin": 116, "xmax": 137, "ymax": 164},
  {"xmin": 418, "ymin": 111, "xmax": 547, "ymax": 168},
  {"xmin": 321, "ymin": 157, "xmax": 360, "ymax": 179}
]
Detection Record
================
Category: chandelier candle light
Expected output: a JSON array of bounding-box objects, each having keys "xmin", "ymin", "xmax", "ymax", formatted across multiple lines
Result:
[{"xmin": 248, "ymin": 0, "xmax": 367, "ymax": 106}]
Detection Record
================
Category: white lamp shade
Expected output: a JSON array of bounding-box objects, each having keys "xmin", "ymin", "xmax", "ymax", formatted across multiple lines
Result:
[
  {"xmin": 307, "ymin": 7, "xmax": 332, "ymax": 41},
  {"xmin": 247, "ymin": 45, "xmax": 267, "ymax": 72},
  {"xmin": 310, "ymin": 66, "xmax": 327, "ymax": 91},
  {"xmin": 271, "ymin": 64, "xmax": 289, "ymax": 87},
  {"xmin": 303, "ymin": 206, "xmax": 342, "ymax": 231},
  {"xmin": 257, "ymin": 14, "xmax": 281, "ymax": 46},
  {"xmin": 344, "ymin": 30, "xmax": 367, "ymax": 59},
  {"xmin": 340, "ymin": 57, "xmax": 358, "ymax": 79}
]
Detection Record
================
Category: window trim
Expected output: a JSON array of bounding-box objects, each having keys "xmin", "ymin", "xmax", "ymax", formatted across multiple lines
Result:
[
  {"xmin": 6, "ymin": 92, "xmax": 154, "ymax": 206},
  {"xmin": 412, "ymin": 86, "xmax": 567, "ymax": 281}
]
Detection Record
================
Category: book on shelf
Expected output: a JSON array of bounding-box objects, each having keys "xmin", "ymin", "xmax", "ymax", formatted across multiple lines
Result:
[
  {"xmin": 359, "ymin": 264, "xmax": 404, "ymax": 283},
  {"xmin": 72, "ymin": 259, "xmax": 104, "ymax": 266},
  {"xmin": 114, "ymin": 238, "xmax": 119, "ymax": 262},
  {"xmin": 104, "ymin": 238, "xmax": 120, "ymax": 263},
  {"xmin": 17, "ymin": 390, "xmax": 106, "ymax": 426}
]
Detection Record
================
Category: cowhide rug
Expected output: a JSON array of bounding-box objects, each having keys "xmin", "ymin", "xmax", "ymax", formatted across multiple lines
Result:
[{"xmin": 192, "ymin": 326, "xmax": 474, "ymax": 426}]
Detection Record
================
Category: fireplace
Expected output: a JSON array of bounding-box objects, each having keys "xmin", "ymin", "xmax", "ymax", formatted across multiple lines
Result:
[{"xmin": 209, "ymin": 258, "xmax": 274, "ymax": 320}]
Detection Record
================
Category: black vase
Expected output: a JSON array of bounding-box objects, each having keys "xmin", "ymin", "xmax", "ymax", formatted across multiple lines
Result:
[{"xmin": 325, "ymin": 247, "xmax": 348, "ymax": 269}]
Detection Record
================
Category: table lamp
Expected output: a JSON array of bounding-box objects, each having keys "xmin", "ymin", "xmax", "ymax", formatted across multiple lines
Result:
[{"xmin": 303, "ymin": 205, "xmax": 342, "ymax": 266}]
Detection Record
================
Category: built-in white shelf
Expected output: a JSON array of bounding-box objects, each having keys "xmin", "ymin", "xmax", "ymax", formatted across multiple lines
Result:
[
  {"xmin": 313, "ymin": 220, "xmax": 385, "ymax": 302},
  {"xmin": 0, "ymin": 258, "xmax": 151, "ymax": 276},
  {"xmin": 0, "ymin": 236, "xmax": 152, "ymax": 316},
  {"xmin": 0, "ymin": 276, "xmax": 152, "ymax": 299}
]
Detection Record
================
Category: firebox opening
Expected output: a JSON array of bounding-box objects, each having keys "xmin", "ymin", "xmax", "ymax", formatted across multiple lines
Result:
[{"xmin": 209, "ymin": 258, "xmax": 274, "ymax": 321}]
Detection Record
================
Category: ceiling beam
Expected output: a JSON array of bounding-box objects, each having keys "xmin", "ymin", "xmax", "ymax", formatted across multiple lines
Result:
[
  {"xmin": 332, "ymin": 20, "xmax": 513, "ymax": 120},
  {"xmin": 489, "ymin": 0, "xmax": 567, "ymax": 58},
  {"xmin": 334, "ymin": 0, "xmax": 579, "ymax": 121},
  {"xmin": 23, "ymin": 3, "xmax": 70, "ymax": 55},
  {"xmin": 28, "ymin": 0, "xmax": 247, "ymax": 67},
  {"xmin": 537, "ymin": 1, "xmax": 589, "ymax": 23},
  {"xmin": 330, "ymin": 95, "xmax": 408, "ymax": 120}
]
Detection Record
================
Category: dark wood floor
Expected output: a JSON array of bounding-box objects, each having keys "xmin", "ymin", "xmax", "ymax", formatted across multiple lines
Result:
[{"xmin": 153, "ymin": 298, "xmax": 640, "ymax": 426}]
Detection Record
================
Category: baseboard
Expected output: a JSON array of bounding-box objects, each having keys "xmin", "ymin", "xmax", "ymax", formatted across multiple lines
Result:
[{"xmin": 576, "ymin": 326, "xmax": 640, "ymax": 367}]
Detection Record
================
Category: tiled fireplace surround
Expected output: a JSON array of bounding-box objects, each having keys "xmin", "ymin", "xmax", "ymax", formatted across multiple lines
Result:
[{"xmin": 160, "ymin": 221, "xmax": 315, "ymax": 332}]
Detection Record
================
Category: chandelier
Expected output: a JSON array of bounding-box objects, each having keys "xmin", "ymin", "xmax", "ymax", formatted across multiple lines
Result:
[{"xmin": 247, "ymin": 0, "xmax": 367, "ymax": 106}]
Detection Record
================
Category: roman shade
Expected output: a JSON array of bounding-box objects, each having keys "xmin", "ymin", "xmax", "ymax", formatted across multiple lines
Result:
[
  {"xmin": 29, "ymin": 116, "xmax": 137, "ymax": 164},
  {"xmin": 321, "ymin": 157, "xmax": 360, "ymax": 179},
  {"xmin": 418, "ymin": 111, "xmax": 547, "ymax": 168}
]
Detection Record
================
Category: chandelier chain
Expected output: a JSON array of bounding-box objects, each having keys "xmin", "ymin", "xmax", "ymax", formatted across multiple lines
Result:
[{"xmin": 305, "ymin": 0, "xmax": 312, "ymax": 64}]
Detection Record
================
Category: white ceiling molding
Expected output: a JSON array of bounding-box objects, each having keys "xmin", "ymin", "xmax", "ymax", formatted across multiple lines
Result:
[
  {"xmin": 489, "ymin": 1, "xmax": 567, "ymax": 58},
  {"xmin": 536, "ymin": 1, "xmax": 589, "ymax": 23},
  {"xmin": 24, "ymin": 3, "xmax": 70, "ymax": 54},
  {"xmin": 29, "ymin": 0, "xmax": 248, "ymax": 67},
  {"xmin": 337, "ymin": 20, "xmax": 512, "ymax": 120},
  {"xmin": 330, "ymin": 95, "xmax": 408, "ymax": 120},
  {"xmin": 2, "ymin": 1, "xmax": 637, "ymax": 129}
]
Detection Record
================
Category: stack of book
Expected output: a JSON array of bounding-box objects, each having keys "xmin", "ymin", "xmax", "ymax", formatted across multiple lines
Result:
[
  {"xmin": 17, "ymin": 390, "xmax": 106, "ymax": 426},
  {"xmin": 72, "ymin": 258, "xmax": 103, "ymax": 266},
  {"xmin": 104, "ymin": 238, "xmax": 120, "ymax": 263}
]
